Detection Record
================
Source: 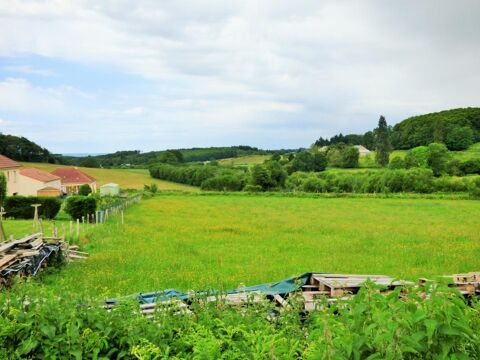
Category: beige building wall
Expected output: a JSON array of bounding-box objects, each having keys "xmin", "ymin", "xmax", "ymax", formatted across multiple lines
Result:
[
  {"xmin": 62, "ymin": 181, "xmax": 97, "ymax": 194},
  {"xmin": 16, "ymin": 175, "xmax": 61, "ymax": 196},
  {"xmin": 2, "ymin": 168, "xmax": 21, "ymax": 196}
]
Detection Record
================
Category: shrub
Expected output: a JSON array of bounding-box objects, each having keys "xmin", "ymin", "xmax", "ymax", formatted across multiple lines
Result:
[
  {"xmin": 143, "ymin": 184, "xmax": 158, "ymax": 194},
  {"xmin": 469, "ymin": 178, "xmax": 480, "ymax": 198},
  {"xmin": 243, "ymin": 184, "xmax": 263, "ymax": 192},
  {"xmin": 388, "ymin": 157, "xmax": 405, "ymax": 169},
  {"xmin": 290, "ymin": 151, "xmax": 315, "ymax": 173},
  {"xmin": 434, "ymin": 177, "xmax": 470, "ymax": 193},
  {"xmin": 78, "ymin": 184, "xmax": 92, "ymax": 196},
  {"xmin": 65, "ymin": 196, "xmax": 97, "ymax": 221},
  {"xmin": 404, "ymin": 146, "xmax": 429, "ymax": 168},
  {"xmin": 427, "ymin": 143, "xmax": 450, "ymax": 176},
  {"xmin": 302, "ymin": 177, "xmax": 327, "ymax": 193},
  {"xmin": 460, "ymin": 159, "xmax": 480, "ymax": 175},
  {"xmin": 445, "ymin": 126, "xmax": 474, "ymax": 150},
  {"xmin": 201, "ymin": 175, "xmax": 243, "ymax": 191},
  {"xmin": 446, "ymin": 159, "xmax": 463, "ymax": 176},
  {"xmin": 4, "ymin": 196, "xmax": 61, "ymax": 219},
  {"xmin": 341, "ymin": 146, "xmax": 359, "ymax": 168},
  {"xmin": 250, "ymin": 165, "xmax": 273, "ymax": 191}
]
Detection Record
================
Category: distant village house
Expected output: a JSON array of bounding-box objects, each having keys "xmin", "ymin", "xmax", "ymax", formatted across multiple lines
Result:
[{"xmin": 51, "ymin": 167, "xmax": 97, "ymax": 195}]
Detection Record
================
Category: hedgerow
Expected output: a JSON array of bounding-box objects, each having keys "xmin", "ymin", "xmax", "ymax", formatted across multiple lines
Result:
[{"xmin": 4, "ymin": 196, "xmax": 61, "ymax": 219}]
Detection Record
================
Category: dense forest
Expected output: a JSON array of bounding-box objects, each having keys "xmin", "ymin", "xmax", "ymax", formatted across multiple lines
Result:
[
  {"xmin": 315, "ymin": 108, "xmax": 480, "ymax": 151},
  {"xmin": 0, "ymin": 133, "xmax": 60, "ymax": 163}
]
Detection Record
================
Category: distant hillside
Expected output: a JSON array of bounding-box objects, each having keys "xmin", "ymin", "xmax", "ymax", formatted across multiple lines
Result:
[
  {"xmin": 390, "ymin": 108, "xmax": 480, "ymax": 149},
  {"xmin": 315, "ymin": 108, "xmax": 480, "ymax": 151},
  {"xmin": 66, "ymin": 146, "xmax": 289, "ymax": 168},
  {"xmin": 0, "ymin": 133, "xmax": 59, "ymax": 163}
]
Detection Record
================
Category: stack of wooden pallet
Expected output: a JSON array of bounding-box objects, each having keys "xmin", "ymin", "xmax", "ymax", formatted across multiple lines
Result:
[
  {"xmin": 419, "ymin": 271, "xmax": 480, "ymax": 297},
  {"xmin": 0, "ymin": 233, "xmax": 44, "ymax": 274},
  {"xmin": 300, "ymin": 273, "xmax": 414, "ymax": 311},
  {"xmin": 0, "ymin": 233, "xmax": 87, "ymax": 288}
]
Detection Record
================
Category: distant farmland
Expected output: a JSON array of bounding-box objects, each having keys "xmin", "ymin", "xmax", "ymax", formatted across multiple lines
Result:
[{"xmin": 21, "ymin": 162, "xmax": 198, "ymax": 191}]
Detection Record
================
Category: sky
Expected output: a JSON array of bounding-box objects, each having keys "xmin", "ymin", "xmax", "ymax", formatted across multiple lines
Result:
[{"xmin": 0, "ymin": 1, "xmax": 479, "ymax": 154}]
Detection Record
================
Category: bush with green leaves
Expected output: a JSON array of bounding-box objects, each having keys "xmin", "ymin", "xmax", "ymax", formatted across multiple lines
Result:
[
  {"xmin": 4, "ymin": 196, "xmax": 61, "ymax": 219},
  {"xmin": 201, "ymin": 175, "xmax": 243, "ymax": 191},
  {"xmin": 427, "ymin": 143, "xmax": 450, "ymax": 176},
  {"xmin": 404, "ymin": 146, "xmax": 430, "ymax": 168},
  {"xmin": 445, "ymin": 126, "xmax": 474, "ymax": 150},
  {"xmin": 64, "ymin": 196, "xmax": 97, "ymax": 221},
  {"xmin": 469, "ymin": 177, "xmax": 480, "ymax": 198},
  {"xmin": 460, "ymin": 158, "xmax": 480, "ymax": 175},
  {"xmin": 287, "ymin": 168, "xmax": 438, "ymax": 194},
  {"xmin": 143, "ymin": 183, "xmax": 158, "ymax": 194},
  {"xmin": 78, "ymin": 184, "xmax": 92, "ymax": 196},
  {"xmin": 388, "ymin": 156, "xmax": 405, "ymax": 169},
  {"xmin": 1, "ymin": 284, "xmax": 480, "ymax": 358}
]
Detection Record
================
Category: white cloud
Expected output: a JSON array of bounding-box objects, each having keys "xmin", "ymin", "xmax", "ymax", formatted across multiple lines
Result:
[
  {"xmin": 0, "ymin": 78, "xmax": 65, "ymax": 113},
  {"xmin": 4, "ymin": 65, "xmax": 56, "ymax": 77},
  {"xmin": 0, "ymin": 0, "xmax": 479, "ymax": 152}
]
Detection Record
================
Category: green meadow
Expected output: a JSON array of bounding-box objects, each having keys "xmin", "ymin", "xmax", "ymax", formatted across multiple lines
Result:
[{"xmin": 8, "ymin": 193, "xmax": 477, "ymax": 299}]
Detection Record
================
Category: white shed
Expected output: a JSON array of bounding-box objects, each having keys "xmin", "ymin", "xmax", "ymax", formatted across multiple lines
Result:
[{"xmin": 100, "ymin": 183, "xmax": 120, "ymax": 196}]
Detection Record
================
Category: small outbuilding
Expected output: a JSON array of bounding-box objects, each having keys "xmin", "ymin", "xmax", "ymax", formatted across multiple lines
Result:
[{"xmin": 100, "ymin": 183, "xmax": 120, "ymax": 197}]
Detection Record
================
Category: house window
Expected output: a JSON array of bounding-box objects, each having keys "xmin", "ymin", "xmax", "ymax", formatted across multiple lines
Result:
[
  {"xmin": 6, "ymin": 171, "xmax": 9, "ymax": 181},
  {"xmin": 13, "ymin": 170, "xmax": 17, "ymax": 183}
]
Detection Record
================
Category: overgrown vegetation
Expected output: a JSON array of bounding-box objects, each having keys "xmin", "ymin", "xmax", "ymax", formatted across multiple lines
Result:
[{"xmin": 1, "ymin": 283, "xmax": 479, "ymax": 359}]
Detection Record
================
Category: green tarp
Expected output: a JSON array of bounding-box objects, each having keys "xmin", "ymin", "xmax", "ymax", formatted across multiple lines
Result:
[{"xmin": 106, "ymin": 272, "xmax": 312, "ymax": 305}]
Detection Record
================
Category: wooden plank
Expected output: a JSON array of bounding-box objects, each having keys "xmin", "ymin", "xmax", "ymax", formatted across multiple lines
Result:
[
  {"xmin": 0, "ymin": 254, "xmax": 18, "ymax": 268},
  {"xmin": 0, "ymin": 233, "xmax": 42, "ymax": 253}
]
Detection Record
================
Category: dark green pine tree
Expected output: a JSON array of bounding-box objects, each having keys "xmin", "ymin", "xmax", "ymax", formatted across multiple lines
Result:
[{"xmin": 375, "ymin": 115, "xmax": 392, "ymax": 167}]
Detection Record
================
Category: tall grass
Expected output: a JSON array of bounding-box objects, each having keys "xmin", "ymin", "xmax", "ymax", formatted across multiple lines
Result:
[{"xmin": 25, "ymin": 193, "xmax": 480, "ymax": 298}]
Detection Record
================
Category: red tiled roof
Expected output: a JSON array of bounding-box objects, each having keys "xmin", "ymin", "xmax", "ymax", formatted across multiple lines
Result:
[
  {"xmin": 0, "ymin": 154, "xmax": 21, "ymax": 169},
  {"xmin": 20, "ymin": 168, "xmax": 60, "ymax": 183},
  {"xmin": 51, "ymin": 167, "xmax": 96, "ymax": 184}
]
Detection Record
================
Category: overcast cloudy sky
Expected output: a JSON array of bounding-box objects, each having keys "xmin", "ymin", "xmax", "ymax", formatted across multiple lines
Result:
[{"xmin": 0, "ymin": 1, "xmax": 479, "ymax": 153}]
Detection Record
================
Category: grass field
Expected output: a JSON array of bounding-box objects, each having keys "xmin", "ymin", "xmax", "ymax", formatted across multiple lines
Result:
[
  {"xmin": 18, "ymin": 193, "xmax": 479, "ymax": 299},
  {"xmin": 218, "ymin": 154, "xmax": 271, "ymax": 166},
  {"xmin": 21, "ymin": 162, "xmax": 198, "ymax": 191}
]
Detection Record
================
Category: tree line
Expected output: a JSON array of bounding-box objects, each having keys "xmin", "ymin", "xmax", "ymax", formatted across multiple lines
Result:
[
  {"xmin": 314, "ymin": 107, "xmax": 480, "ymax": 151},
  {"xmin": 0, "ymin": 133, "xmax": 59, "ymax": 163}
]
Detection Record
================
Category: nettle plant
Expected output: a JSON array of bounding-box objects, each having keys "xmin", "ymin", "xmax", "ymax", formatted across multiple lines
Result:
[{"xmin": 1, "ymin": 283, "xmax": 480, "ymax": 359}]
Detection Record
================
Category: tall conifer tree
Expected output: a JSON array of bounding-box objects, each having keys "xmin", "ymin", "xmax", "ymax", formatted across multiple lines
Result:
[{"xmin": 375, "ymin": 115, "xmax": 391, "ymax": 167}]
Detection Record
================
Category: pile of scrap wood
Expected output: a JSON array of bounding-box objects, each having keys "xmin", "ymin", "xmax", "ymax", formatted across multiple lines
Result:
[
  {"xmin": 420, "ymin": 271, "xmax": 480, "ymax": 297},
  {"xmin": 0, "ymin": 233, "xmax": 88, "ymax": 289},
  {"xmin": 106, "ymin": 271, "xmax": 480, "ymax": 315}
]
